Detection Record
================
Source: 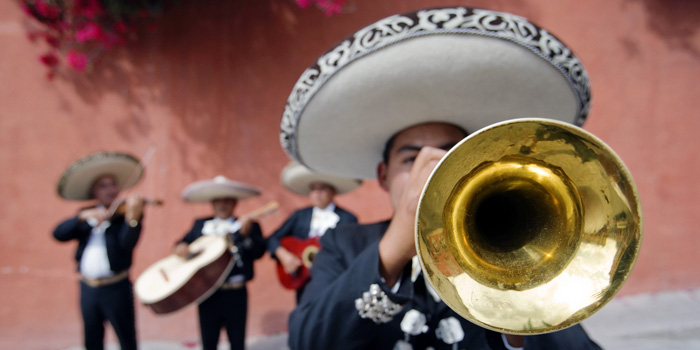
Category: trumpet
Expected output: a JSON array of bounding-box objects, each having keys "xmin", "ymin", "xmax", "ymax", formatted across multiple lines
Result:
[{"xmin": 416, "ymin": 118, "xmax": 642, "ymax": 335}]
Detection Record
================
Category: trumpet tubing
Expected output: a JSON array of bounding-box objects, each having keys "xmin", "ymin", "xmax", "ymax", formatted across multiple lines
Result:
[{"xmin": 416, "ymin": 118, "xmax": 642, "ymax": 335}]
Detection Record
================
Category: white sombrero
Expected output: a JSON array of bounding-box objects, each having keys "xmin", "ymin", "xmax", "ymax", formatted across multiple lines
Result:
[
  {"xmin": 281, "ymin": 161, "xmax": 362, "ymax": 196},
  {"xmin": 181, "ymin": 175, "xmax": 261, "ymax": 203},
  {"xmin": 280, "ymin": 7, "xmax": 591, "ymax": 179},
  {"xmin": 57, "ymin": 152, "xmax": 142, "ymax": 201}
]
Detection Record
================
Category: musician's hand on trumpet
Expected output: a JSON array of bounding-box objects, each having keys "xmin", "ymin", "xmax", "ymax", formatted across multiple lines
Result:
[{"xmin": 378, "ymin": 146, "xmax": 447, "ymax": 288}]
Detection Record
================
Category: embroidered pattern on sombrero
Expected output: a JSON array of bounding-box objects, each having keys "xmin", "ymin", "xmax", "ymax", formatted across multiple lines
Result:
[{"xmin": 280, "ymin": 7, "xmax": 591, "ymax": 163}]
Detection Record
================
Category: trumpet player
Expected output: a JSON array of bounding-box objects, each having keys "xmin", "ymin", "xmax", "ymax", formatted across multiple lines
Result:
[{"xmin": 283, "ymin": 6, "xmax": 602, "ymax": 350}]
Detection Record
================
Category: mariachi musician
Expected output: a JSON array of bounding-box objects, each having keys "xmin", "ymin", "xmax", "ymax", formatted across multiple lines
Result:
[
  {"xmin": 267, "ymin": 161, "xmax": 360, "ymax": 301},
  {"xmin": 53, "ymin": 152, "xmax": 149, "ymax": 350},
  {"xmin": 281, "ymin": 7, "xmax": 604, "ymax": 350},
  {"xmin": 173, "ymin": 175, "xmax": 266, "ymax": 350}
]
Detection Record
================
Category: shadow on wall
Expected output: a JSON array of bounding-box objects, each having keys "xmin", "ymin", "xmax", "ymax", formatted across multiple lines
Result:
[
  {"xmin": 632, "ymin": 0, "xmax": 700, "ymax": 56},
  {"xmin": 42, "ymin": 0, "xmax": 537, "ymax": 179},
  {"xmin": 40, "ymin": 0, "xmax": 333, "ymax": 183}
]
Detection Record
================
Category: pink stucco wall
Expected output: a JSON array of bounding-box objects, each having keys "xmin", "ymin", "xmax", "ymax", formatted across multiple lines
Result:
[{"xmin": 1, "ymin": 0, "xmax": 698, "ymax": 348}]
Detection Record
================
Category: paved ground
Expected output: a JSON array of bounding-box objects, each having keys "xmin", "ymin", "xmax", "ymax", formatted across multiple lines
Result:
[
  {"xmin": 66, "ymin": 288, "xmax": 700, "ymax": 350},
  {"xmin": 581, "ymin": 287, "xmax": 700, "ymax": 350}
]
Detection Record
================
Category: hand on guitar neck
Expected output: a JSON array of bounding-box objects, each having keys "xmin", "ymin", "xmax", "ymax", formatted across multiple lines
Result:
[
  {"xmin": 235, "ymin": 216, "xmax": 254, "ymax": 237},
  {"xmin": 174, "ymin": 242, "xmax": 191, "ymax": 259},
  {"xmin": 239, "ymin": 201, "xmax": 279, "ymax": 236}
]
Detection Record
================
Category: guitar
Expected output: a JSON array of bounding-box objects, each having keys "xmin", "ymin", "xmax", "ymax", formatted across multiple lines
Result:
[
  {"xmin": 134, "ymin": 201, "xmax": 278, "ymax": 314},
  {"xmin": 276, "ymin": 236, "xmax": 321, "ymax": 290}
]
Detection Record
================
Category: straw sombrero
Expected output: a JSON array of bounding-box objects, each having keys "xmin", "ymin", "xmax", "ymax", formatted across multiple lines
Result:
[
  {"xmin": 280, "ymin": 7, "xmax": 591, "ymax": 179},
  {"xmin": 57, "ymin": 152, "xmax": 142, "ymax": 201},
  {"xmin": 281, "ymin": 161, "xmax": 361, "ymax": 196},
  {"xmin": 182, "ymin": 175, "xmax": 261, "ymax": 203}
]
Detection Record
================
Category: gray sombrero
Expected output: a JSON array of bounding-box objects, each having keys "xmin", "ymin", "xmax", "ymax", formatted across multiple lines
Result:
[
  {"xmin": 57, "ymin": 152, "xmax": 143, "ymax": 201},
  {"xmin": 281, "ymin": 161, "xmax": 362, "ymax": 196},
  {"xmin": 181, "ymin": 175, "xmax": 261, "ymax": 203},
  {"xmin": 280, "ymin": 7, "xmax": 591, "ymax": 179}
]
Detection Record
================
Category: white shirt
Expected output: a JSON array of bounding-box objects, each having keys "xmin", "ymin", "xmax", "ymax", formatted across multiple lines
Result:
[
  {"xmin": 201, "ymin": 216, "xmax": 241, "ymax": 236},
  {"xmin": 201, "ymin": 216, "xmax": 245, "ymax": 283},
  {"xmin": 79, "ymin": 209, "xmax": 113, "ymax": 279},
  {"xmin": 308, "ymin": 203, "xmax": 340, "ymax": 238}
]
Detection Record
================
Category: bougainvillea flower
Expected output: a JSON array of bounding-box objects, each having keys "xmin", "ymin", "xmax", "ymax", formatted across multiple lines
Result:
[
  {"xmin": 99, "ymin": 32, "xmax": 126, "ymax": 49},
  {"xmin": 75, "ymin": 22, "xmax": 103, "ymax": 42},
  {"xmin": 39, "ymin": 53, "xmax": 60, "ymax": 67},
  {"xmin": 19, "ymin": 0, "xmax": 346, "ymax": 79},
  {"xmin": 45, "ymin": 35, "xmax": 60, "ymax": 48},
  {"xmin": 323, "ymin": 3, "xmax": 342, "ymax": 16},
  {"xmin": 73, "ymin": 0, "xmax": 104, "ymax": 18},
  {"xmin": 66, "ymin": 50, "xmax": 88, "ymax": 71},
  {"xmin": 295, "ymin": 0, "xmax": 313, "ymax": 8},
  {"xmin": 35, "ymin": 0, "xmax": 62, "ymax": 20}
]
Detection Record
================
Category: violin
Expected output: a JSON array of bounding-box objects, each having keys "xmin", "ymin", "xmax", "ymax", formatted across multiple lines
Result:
[
  {"xmin": 111, "ymin": 197, "xmax": 164, "ymax": 216},
  {"xmin": 107, "ymin": 197, "xmax": 164, "ymax": 227}
]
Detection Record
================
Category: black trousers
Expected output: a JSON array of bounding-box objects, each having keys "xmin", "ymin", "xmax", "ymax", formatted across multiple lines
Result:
[
  {"xmin": 80, "ymin": 278, "xmax": 137, "ymax": 350},
  {"xmin": 198, "ymin": 286, "xmax": 248, "ymax": 350}
]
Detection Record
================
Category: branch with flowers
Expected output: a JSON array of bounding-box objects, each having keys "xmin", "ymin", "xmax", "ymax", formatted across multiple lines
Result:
[
  {"xmin": 19, "ymin": 0, "xmax": 347, "ymax": 80},
  {"xmin": 296, "ymin": 0, "xmax": 346, "ymax": 16}
]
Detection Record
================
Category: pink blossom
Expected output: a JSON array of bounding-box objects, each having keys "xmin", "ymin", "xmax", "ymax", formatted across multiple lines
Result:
[
  {"xmin": 73, "ymin": 0, "xmax": 103, "ymax": 18},
  {"xmin": 295, "ymin": 0, "xmax": 313, "ymax": 8},
  {"xmin": 45, "ymin": 35, "xmax": 60, "ymax": 48},
  {"xmin": 99, "ymin": 32, "xmax": 126, "ymax": 49},
  {"xmin": 35, "ymin": 0, "xmax": 62, "ymax": 20},
  {"xmin": 323, "ymin": 3, "xmax": 342, "ymax": 16},
  {"xmin": 39, "ymin": 53, "xmax": 59, "ymax": 67},
  {"xmin": 66, "ymin": 50, "xmax": 88, "ymax": 71},
  {"xmin": 75, "ymin": 22, "xmax": 102, "ymax": 42}
]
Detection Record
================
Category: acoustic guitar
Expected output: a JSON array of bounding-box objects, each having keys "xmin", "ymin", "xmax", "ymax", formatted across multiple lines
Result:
[
  {"xmin": 276, "ymin": 236, "xmax": 321, "ymax": 290},
  {"xmin": 134, "ymin": 201, "xmax": 278, "ymax": 314}
]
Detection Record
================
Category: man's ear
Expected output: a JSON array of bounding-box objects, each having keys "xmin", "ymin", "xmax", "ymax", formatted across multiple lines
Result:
[{"xmin": 377, "ymin": 162, "xmax": 389, "ymax": 192}]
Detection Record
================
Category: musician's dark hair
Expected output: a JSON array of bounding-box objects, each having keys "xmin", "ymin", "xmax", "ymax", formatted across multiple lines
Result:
[{"xmin": 381, "ymin": 123, "xmax": 469, "ymax": 164}]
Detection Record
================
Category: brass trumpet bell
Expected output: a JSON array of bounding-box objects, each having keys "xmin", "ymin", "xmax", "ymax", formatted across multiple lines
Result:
[{"xmin": 416, "ymin": 118, "xmax": 642, "ymax": 335}]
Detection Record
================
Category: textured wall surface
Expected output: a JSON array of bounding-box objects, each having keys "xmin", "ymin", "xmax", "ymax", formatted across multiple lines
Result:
[{"xmin": 0, "ymin": 0, "xmax": 698, "ymax": 348}]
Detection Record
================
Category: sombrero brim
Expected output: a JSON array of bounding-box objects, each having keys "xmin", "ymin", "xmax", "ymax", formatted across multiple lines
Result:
[
  {"xmin": 281, "ymin": 162, "xmax": 361, "ymax": 195},
  {"xmin": 182, "ymin": 177, "xmax": 261, "ymax": 203},
  {"xmin": 280, "ymin": 7, "xmax": 591, "ymax": 179},
  {"xmin": 57, "ymin": 152, "xmax": 142, "ymax": 201}
]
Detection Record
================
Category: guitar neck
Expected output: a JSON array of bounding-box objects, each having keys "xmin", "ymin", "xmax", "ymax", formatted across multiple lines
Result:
[{"xmin": 244, "ymin": 200, "xmax": 279, "ymax": 221}]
